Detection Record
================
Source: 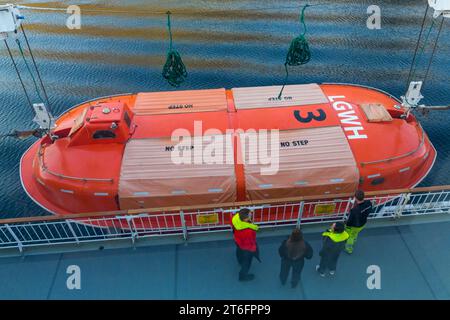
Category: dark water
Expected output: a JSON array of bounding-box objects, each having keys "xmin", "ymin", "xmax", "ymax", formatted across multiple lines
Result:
[{"xmin": 0, "ymin": 0, "xmax": 448, "ymax": 218}]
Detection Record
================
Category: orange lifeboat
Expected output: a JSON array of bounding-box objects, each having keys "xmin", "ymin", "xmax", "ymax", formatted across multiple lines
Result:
[{"xmin": 20, "ymin": 83, "xmax": 436, "ymax": 216}]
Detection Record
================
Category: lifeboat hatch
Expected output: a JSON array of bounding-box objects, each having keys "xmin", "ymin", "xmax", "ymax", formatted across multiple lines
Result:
[
  {"xmin": 118, "ymin": 135, "xmax": 236, "ymax": 209},
  {"xmin": 232, "ymin": 83, "xmax": 329, "ymax": 110},
  {"xmin": 240, "ymin": 126, "xmax": 360, "ymax": 200},
  {"xmin": 133, "ymin": 88, "xmax": 228, "ymax": 115},
  {"xmin": 68, "ymin": 101, "xmax": 133, "ymax": 146},
  {"xmin": 360, "ymin": 103, "xmax": 393, "ymax": 122}
]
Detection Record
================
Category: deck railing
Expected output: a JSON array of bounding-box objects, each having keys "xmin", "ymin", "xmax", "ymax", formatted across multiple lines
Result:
[{"xmin": 0, "ymin": 185, "xmax": 449, "ymax": 253}]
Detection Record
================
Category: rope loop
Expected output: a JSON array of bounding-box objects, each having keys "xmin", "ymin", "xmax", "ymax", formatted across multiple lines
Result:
[
  {"xmin": 278, "ymin": 4, "xmax": 312, "ymax": 98},
  {"xmin": 162, "ymin": 11, "xmax": 187, "ymax": 87},
  {"xmin": 285, "ymin": 34, "xmax": 311, "ymax": 67}
]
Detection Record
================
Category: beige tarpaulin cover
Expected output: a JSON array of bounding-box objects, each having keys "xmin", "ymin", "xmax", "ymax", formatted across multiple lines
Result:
[
  {"xmin": 240, "ymin": 126, "xmax": 359, "ymax": 200},
  {"xmin": 118, "ymin": 135, "xmax": 236, "ymax": 209},
  {"xmin": 232, "ymin": 84, "xmax": 329, "ymax": 110},
  {"xmin": 361, "ymin": 103, "xmax": 393, "ymax": 122},
  {"xmin": 133, "ymin": 88, "xmax": 228, "ymax": 115}
]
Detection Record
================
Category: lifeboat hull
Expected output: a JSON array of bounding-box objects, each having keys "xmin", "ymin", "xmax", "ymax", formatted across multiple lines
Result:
[{"xmin": 20, "ymin": 84, "xmax": 437, "ymax": 226}]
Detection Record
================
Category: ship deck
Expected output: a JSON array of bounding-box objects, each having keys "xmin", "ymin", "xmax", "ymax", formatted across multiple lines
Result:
[{"xmin": 0, "ymin": 219, "xmax": 449, "ymax": 300}]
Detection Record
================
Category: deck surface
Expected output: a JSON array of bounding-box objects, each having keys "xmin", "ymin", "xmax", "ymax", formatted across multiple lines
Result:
[{"xmin": 0, "ymin": 221, "xmax": 449, "ymax": 300}]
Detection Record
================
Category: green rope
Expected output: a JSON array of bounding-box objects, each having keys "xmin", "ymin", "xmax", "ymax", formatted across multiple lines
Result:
[
  {"xmin": 15, "ymin": 38, "xmax": 44, "ymax": 102},
  {"xmin": 162, "ymin": 11, "xmax": 187, "ymax": 87},
  {"xmin": 278, "ymin": 4, "xmax": 311, "ymax": 99}
]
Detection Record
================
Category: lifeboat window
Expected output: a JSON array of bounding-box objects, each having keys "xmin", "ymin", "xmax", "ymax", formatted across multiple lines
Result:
[
  {"xmin": 171, "ymin": 190, "xmax": 187, "ymax": 195},
  {"xmin": 371, "ymin": 177, "xmax": 385, "ymax": 186},
  {"xmin": 124, "ymin": 111, "xmax": 131, "ymax": 128},
  {"xmin": 93, "ymin": 130, "xmax": 116, "ymax": 139}
]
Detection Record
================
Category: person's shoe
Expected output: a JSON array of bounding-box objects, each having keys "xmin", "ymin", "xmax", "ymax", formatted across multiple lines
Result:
[
  {"xmin": 239, "ymin": 274, "xmax": 255, "ymax": 282},
  {"xmin": 329, "ymin": 270, "xmax": 336, "ymax": 276},
  {"xmin": 316, "ymin": 265, "xmax": 326, "ymax": 277}
]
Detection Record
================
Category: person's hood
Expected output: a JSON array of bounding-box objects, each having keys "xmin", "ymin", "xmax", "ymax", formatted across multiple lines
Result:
[{"xmin": 232, "ymin": 213, "xmax": 259, "ymax": 231}]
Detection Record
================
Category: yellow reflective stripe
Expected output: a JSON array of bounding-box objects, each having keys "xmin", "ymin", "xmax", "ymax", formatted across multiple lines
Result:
[
  {"xmin": 232, "ymin": 213, "xmax": 259, "ymax": 231},
  {"xmin": 322, "ymin": 230, "xmax": 349, "ymax": 242},
  {"xmin": 345, "ymin": 225, "xmax": 365, "ymax": 233}
]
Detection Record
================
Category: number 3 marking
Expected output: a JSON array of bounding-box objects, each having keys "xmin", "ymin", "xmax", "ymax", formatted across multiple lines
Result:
[{"xmin": 294, "ymin": 109, "xmax": 327, "ymax": 123}]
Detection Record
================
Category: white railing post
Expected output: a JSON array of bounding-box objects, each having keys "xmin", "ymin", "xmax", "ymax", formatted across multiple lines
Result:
[
  {"xmin": 395, "ymin": 193, "xmax": 411, "ymax": 218},
  {"xmin": 296, "ymin": 201, "xmax": 304, "ymax": 228},
  {"xmin": 1, "ymin": 187, "xmax": 450, "ymax": 254},
  {"xmin": 125, "ymin": 216, "xmax": 138, "ymax": 244},
  {"xmin": 229, "ymin": 209, "xmax": 236, "ymax": 233},
  {"xmin": 5, "ymin": 224, "xmax": 23, "ymax": 253},
  {"xmin": 343, "ymin": 197, "xmax": 353, "ymax": 220},
  {"xmin": 65, "ymin": 220, "xmax": 80, "ymax": 244},
  {"xmin": 180, "ymin": 210, "xmax": 188, "ymax": 241}
]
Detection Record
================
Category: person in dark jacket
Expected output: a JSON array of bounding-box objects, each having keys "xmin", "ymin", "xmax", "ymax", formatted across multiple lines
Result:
[
  {"xmin": 316, "ymin": 222, "xmax": 349, "ymax": 277},
  {"xmin": 278, "ymin": 228, "xmax": 313, "ymax": 288},
  {"xmin": 345, "ymin": 190, "xmax": 373, "ymax": 254},
  {"xmin": 231, "ymin": 208, "xmax": 260, "ymax": 282}
]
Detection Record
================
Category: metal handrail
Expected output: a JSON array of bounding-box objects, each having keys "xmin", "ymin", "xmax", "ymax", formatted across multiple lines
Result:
[
  {"xmin": 38, "ymin": 145, "xmax": 114, "ymax": 183},
  {"xmin": 1, "ymin": 184, "xmax": 449, "ymax": 225},
  {"xmin": 0, "ymin": 186, "xmax": 449, "ymax": 254},
  {"xmin": 56, "ymin": 93, "xmax": 134, "ymax": 118},
  {"xmin": 321, "ymin": 82, "xmax": 402, "ymax": 103},
  {"xmin": 360, "ymin": 123, "xmax": 426, "ymax": 166}
]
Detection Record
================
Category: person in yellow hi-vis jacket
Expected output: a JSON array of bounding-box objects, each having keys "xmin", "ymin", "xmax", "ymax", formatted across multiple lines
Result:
[
  {"xmin": 344, "ymin": 190, "xmax": 373, "ymax": 254},
  {"xmin": 230, "ymin": 208, "xmax": 260, "ymax": 282},
  {"xmin": 316, "ymin": 222, "xmax": 349, "ymax": 277}
]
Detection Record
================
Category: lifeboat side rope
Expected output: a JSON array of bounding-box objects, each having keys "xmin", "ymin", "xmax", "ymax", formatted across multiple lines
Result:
[{"xmin": 162, "ymin": 11, "xmax": 187, "ymax": 87}]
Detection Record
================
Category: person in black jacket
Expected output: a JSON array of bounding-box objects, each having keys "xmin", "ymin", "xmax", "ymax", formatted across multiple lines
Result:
[
  {"xmin": 278, "ymin": 228, "xmax": 313, "ymax": 288},
  {"xmin": 316, "ymin": 222, "xmax": 349, "ymax": 277},
  {"xmin": 345, "ymin": 190, "xmax": 373, "ymax": 254}
]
